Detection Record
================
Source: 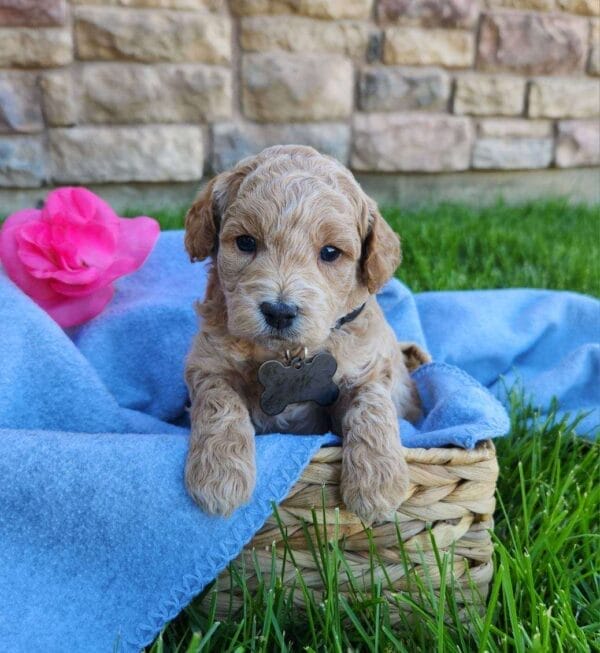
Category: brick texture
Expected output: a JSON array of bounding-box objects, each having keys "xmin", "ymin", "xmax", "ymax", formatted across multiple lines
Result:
[
  {"xmin": 0, "ymin": 0, "xmax": 66, "ymax": 26},
  {"xmin": 555, "ymin": 120, "xmax": 600, "ymax": 167},
  {"xmin": 0, "ymin": 72, "xmax": 44, "ymax": 133},
  {"xmin": 472, "ymin": 138, "xmax": 553, "ymax": 169},
  {"xmin": 0, "ymin": 28, "xmax": 72, "ymax": 67},
  {"xmin": 384, "ymin": 27, "xmax": 474, "ymax": 67},
  {"xmin": 352, "ymin": 113, "xmax": 473, "ymax": 171},
  {"xmin": 240, "ymin": 16, "xmax": 375, "ymax": 57},
  {"xmin": 454, "ymin": 74, "xmax": 526, "ymax": 115},
  {"xmin": 0, "ymin": 136, "xmax": 47, "ymax": 186},
  {"xmin": 49, "ymin": 126, "xmax": 204, "ymax": 183},
  {"xmin": 528, "ymin": 78, "xmax": 600, "ymax": 118},
  {"xmin": 477, "ymin": 11, "xmax": 588, "ymax": 74},
  {"xmin": 212, "ymin": 122, "xmax": 351, "ymax": 171},
  {"xmin": 230, "ymin": 0, "xmax": 373, "ymax": 19},
  {"xmin": 74, "ymin": 7, "xmax": 231, "ymax": 64},
  {"xmin": 359, "ymin": 66, "xmax": 450, "ymax": 111},
  {"xmin": 242, "ymin": 53, "xmax": 353, "ymax": 122},
  {"xmin": 42, "ymin": 64, "xmax": 232, "ymax": 126},
  {"xmin": 589, "ymin": 19, "xmax": 600, "ymax": 75},
  {"xmin": 0, "ymin": 0, "xmax": 597, "ymax": 188},
  {"xmin": 377, "ymin": 0, "xmax": 479, "ymax": 28},
  {"xmin": 72, "ymin": 0, "xmax": 219, "ymax": 6}
]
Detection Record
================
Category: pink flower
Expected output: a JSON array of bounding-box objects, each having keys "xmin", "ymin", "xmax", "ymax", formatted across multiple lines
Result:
[{"xmin": 0, "ymin": 187, "xmax": 159, "ymax": 327}]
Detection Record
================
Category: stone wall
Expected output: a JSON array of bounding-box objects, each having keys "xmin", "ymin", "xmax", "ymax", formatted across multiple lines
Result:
[{"xmin": 1, "ymin": 0, "xmax": 599, "ymax": 210}]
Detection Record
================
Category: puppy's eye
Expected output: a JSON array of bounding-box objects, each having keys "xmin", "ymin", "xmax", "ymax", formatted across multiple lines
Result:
[
  {"xmin": 320, "ymin": 245, "xmax": 341, "ymax": 263},
  {"xmin": 236, "ymin": 235, "xmax": 256, "ymax": 253}
]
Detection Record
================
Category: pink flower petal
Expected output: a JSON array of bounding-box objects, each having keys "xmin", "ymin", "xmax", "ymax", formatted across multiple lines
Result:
[
  {"xmin": 49, "ymin": 272, "xmax": 111, "ymax": 297},
  {"xmin": 1, "ymin": 191, "xmax": 159, "ymax": 329},
  {"xmin": 0, "ymin": 209, "xmax": 62, "ymax": 302},
  {"xmin": 16, "ymin": 237, "xmax": 59, "ymax": 275},
  {"xmin": 111, "ymin": 215, "xmax": 160, "ymax": 277},
  {"xmin": 49, "ymin": 257, "xmax": 135, "ymax": 297},
  {"xmin": 63, "ymin": 221, "xmax": 116, "ymax": 270},
  {"xmin": 18, "ymin": 219, "xmax": 51, "ymax": 245},
  {"xmin": 44, "ymin": 187, "xmax": 119, "ymax": 232},
  {"xmin": 49, "ymin": 265, "xmax": 100, "ymax": 285},
  {"xmin": 23, "ymin": 222, "xmax": 69, "ymax": 270},
  {"xmin": 16, "ymin": 212, "xmax": 116, "ymax": 284},
  {"xmin": 55, "ymin": 242, "xmax": 80, "ymax": 271},
  {"xmin": 37, "ymin": 285, "xmax": 115, "ymax": 328},
  {"xmin": 1, "ymin": 208, "xmax": 43, "ymax": 238}
]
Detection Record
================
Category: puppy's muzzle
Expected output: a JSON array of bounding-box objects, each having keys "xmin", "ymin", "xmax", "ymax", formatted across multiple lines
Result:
[{"xmin": 260, "ymin": 301, "xmax": 298, "ymax": 331}]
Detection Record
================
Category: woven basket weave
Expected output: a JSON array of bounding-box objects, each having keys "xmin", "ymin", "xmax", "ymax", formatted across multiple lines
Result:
[{"xmin": 209, "ymin": 440, "xmax": 499, "ymax": 620}]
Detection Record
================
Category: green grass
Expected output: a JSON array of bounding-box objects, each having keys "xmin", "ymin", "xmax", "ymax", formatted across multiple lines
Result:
[
  {"xmin": 142, "ymin": 200, "xmax": 599, "ymax": 652},
  {"xmin": 148, "ymin": 400, "xmax": 599, "ymax": 653},
  {"xmin": 128, "ymin": 199, "xmax": 600, "ymax": 296},
  {"xmin": 385, "ymin": 201, "xmax": 599, "ymax": 296}
]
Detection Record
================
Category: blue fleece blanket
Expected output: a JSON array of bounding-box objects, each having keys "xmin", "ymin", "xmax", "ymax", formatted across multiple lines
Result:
[{"xmin": 1, "ymin": 231, "xmax": 597, "ymax": 652}]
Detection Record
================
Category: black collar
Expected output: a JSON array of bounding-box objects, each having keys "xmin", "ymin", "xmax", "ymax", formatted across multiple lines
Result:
[{"xmin": 334, "ymin": 302, "xmax": 366, "ymax": 330}]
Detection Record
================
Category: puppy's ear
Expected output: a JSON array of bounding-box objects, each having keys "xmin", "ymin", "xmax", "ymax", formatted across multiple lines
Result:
[
  {"xmin": 361, "ymin": 199, "xmax": 401, "ymax": 293},
  {"xmin": 184, "ymin": 176, "xmax": 222, "ymax": 262},
  {"xmin": 185, "ymin": 156, "xmax": 264, "ymax": 262}
]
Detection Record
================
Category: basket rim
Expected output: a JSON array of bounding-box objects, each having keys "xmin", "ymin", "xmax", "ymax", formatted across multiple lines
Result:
[{"xmin": 310, "ymin": 439, "xmax": 496, "ymax": 466}]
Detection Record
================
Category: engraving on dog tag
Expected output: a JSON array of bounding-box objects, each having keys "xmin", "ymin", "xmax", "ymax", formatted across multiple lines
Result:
[{"xmin": 258, "ymin": 351, "xmax": 339, "ymax": 416}]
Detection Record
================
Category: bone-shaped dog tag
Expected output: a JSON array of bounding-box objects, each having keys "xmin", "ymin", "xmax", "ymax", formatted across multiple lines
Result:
[{"xmin": 258, "ymin": 351, "xmax": 339, "ymax": 416}]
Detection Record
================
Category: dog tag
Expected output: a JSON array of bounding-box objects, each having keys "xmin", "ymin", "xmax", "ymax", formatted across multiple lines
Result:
[{"xmin": 258, "ymin": 351, "xmax": 339, "ymax": 416}]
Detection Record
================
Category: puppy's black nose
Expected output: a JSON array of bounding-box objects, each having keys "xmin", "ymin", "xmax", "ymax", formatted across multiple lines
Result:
[{"xmin": 260, "ymin": 301, "xmax": 298, "ymax": 330}]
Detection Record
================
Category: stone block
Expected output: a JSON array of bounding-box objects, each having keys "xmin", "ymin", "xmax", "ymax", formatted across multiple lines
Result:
[
  {"xmin": 240, "ymin": 16, "xmax": 375, "ymax": 58},
  {"xmin": 483, "ymin": 0, "xmax": 555, "ymax": 9},
  {"xmin": 476, "ymin": 118, "xmax": 553, "ymax": 138},
  {"xmin": 589, "ymin": 19, "xmax": 600, "ymax": 75},
  {"xmin": 0, "ymin": 28, "xmax": 72, "ymax": 67},
  {"xmin": 0, "ymin": 72, "xmax": 43, "ymax": 133},
  {"xmin": 0, "ymin": 136, "xmax": 47, "ymax": 187},
  {"xmin": 477, "ymin": 11, "xmax": 588, "ymax": 74},
  {"xmin": 358, "ymin": 66, "xmax": 450, "ymax": 112},
  {"xmin": 352, "ymin": 112, "xmax": 473, "ymax": 171},
  {"xmin": 377, "ymin": 0, "xmax": 479, "ymax": 28},
  {"xmin": 528, "ymin": 77, "xmax": 600, "ymax": 118},
  {"xmin": 474, "ymin": 119, "xmax": 555, "ymax": 169},
  {"xmin": 49, "ymin": 126, "xmax": 203, "ymax": 183},
  {"xmin": 555, "ymin": 120, "xmax": 600, "ymax": 167},
  {"xmin": 42, "ymin": 64, "xmax": 232, "ymax": 125},
  {"xmin": 72, "ymin": 0, "xmax": 220, "ymax": 7},
  {"xmin": 453, "ymin": 74, "xmax": 526, "ymax": 116},
  {"xmin": 229, "ymin": 0, "xmax": 373, "ymax": 19},
  {"xmin": 40, "ymin": 70, "xmax": 77, "ymax": 126},
  {"xmin": 557, "ymin": 0, "xmax": 599, "ymax": 15},
  {"xmin": 0, "ymin": 0, "xmax": 66, "ymax": 26},
  {"xmin": 472, "ymin": 137, "xmax": 553, "ymax": 169},
  {"xmin": 212, "ymin": 122, "xmax": 351, "ymax": 171},
  {"xmin": 353, "ymin": 168, "xmax": 600, "ymax": 208},
  {"xmin": 74, "ymin": 7, "xmax": 231, "ymax": 64},
  {"xmin": 242, "ymin": 53, "xmax": 353, "ymax": 122},
  {"xmin": 384, "ymin": 27, "xmax": 474, "ymax": 67}
]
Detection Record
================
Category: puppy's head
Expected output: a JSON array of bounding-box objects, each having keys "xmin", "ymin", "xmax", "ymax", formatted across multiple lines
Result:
[{"xmin": 185, "ymin": 145, "xmax": 400, "ymax": 350}]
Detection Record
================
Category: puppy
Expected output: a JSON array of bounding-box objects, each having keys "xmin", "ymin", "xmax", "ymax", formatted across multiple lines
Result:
[{"xmin": 184, "ymin": 145, "xmax": 428, "ymax": 524}]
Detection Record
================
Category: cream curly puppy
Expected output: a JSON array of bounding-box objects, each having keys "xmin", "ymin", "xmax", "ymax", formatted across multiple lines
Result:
[{"xmin": 184, "ymin": 145, "xmax": 428, "ymax": 524}]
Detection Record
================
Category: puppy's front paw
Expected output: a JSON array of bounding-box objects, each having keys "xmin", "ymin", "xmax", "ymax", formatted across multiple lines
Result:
[
  {"xmin": 341, "ymin": 444, "xmax": 409, "ymax": 525},
  {"xmin": 185, "ymin": 445, "xmax": 256, "ymax": 516}
]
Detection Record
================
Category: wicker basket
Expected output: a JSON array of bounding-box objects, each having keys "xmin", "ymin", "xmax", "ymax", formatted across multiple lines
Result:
[{"xmin": 209, "ymin": 440, "xmax": 499, "ymax": 620}]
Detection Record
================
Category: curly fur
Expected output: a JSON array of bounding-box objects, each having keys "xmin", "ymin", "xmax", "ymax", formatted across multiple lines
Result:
[{"xmin": 184, "ymin": 145, "xmax": 430, "ymax": 524}]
